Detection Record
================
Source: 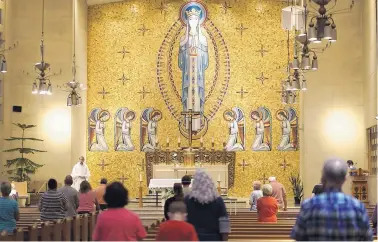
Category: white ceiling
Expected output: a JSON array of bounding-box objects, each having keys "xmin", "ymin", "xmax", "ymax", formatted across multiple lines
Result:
[{"xmin": 87, "ymin": 0, "xmax": 292, "ymax": 6}]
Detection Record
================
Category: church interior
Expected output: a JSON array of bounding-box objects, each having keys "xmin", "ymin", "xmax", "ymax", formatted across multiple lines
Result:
[{"xmin": 0, "ymin": 0, "xmax": 377, "ymax": 240}]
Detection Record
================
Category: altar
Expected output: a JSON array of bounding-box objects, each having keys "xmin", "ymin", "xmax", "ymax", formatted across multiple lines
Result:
[
  {"xmin": 145, "ymin": 149, "xmax": 236, "ymax": 190},
  {"xmin": 152, "ymin": 164, "xmax": 229, "ymax": 188}
]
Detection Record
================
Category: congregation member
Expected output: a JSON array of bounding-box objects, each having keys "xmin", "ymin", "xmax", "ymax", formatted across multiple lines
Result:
[
  {"xmin": 0, "ymin": 182, "xmax": 19, "ymax": 234},
  {"xmin": 58, "ymin": 175, "xmax": 79, "ymax": 217},
  {"xmin": 164, "ymin": 183, "xmax": 184, "ymax": 220},
  {"xmin": 77, "ymin": 181, "xmax": 99, "ymax": 214},
  {"xmin": 372, "ymin": 204, "xmax": 377, "ymax": 235},
  {"xmin": 256, "ymin": 184, "xmax": 278, "ymax": 223},
  {"xmin": 92, "ymin": 182, "xmax": 146, "ymax": 241},
  {"xmin": 156, "ymin": 201, "xmax": 198, "ymax": 241},
  {"xmin": 291, "ymin": 159, "xmax": 373, "ymax": 241},
  {"xmin": 311, "ymin": 181, "xmax": 323, "ymax": 197},
  {"xmin": 268, "ymin": 176, "xmax": 287, "ymax": 211},
  {"xmin": 9, "ymin": 183, "xmax": 18, "ymax": 201},
  {"xmin": 39, "ymin": 179, "xmax": 68, "ymax": 221},
  {"xmin": 185, "ymin": 169, "xmax": 230, "ymax": 241},
  {"xmin": 71, "ymin": 156, "xmax": 90, "ymax": 191},
  {"xmin": 94, "ymin": 178, "xmax": 108, "ymax": 210},
  {"xmin": 181, "ymin": 175, "xmax": 192, "ymax": 197},
  {"xmin": 249, "ymin": 181, "xmax": 263, "ymax": 211}
]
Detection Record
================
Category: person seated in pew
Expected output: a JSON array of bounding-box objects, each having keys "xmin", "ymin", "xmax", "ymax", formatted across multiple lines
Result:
[
  {"xmin": 249, "ymin": 181, "xmax": 263, "ymax": 211},
  {"xmin": 256, "ymin": 184, "xmax": 278, "ymax": 223},
  {"xmin": 156, "ymin": 201, "xmax": 198, "ymax": 241},
  {"xmin": 94, "ymin": 178, "xmax": 108, "ymax": 210},
  {"xmin": 372, "ymin": 204, "xmax": 377, "ymax": 235},
  {"xmin": 58, "ymin": 175, "xmax": 79, "ymax": 217},
  {"xmin": 185, "ymin": 169, "xmax": 230, "ymax": 241},
  {"xmin": 291, "ymin": 159, "xmax": 373, "ymax": 241},
  {"xmin": 9, "ymin": 183, "xmax": 18, "ymax": 201},
  {"xmin": 268, "ymin": 176, "xmax": 287, "ymax": 211},
  {"xmin": 164, "ymin": 183, "xmax": 184, "ymax": 220},
  {"xmin": 77, "ymin": 181, "xmax": 100, "ymax": 214},
  {"xmin": 92, "ymin": 182, "xmax": 146, "ymax": 241},
  {"xmin": 311, "ymin": 181, "xmax": 323, "ymax": 197},
  {"xmin": 181, "ymin": 175, "xmax": 192, "ymax": 197},
  {"xmin": 39, "ymin": 179, "xmax": 68, "ymax": 221},
  {"xmin": 0, "ymin": 182, "xmax": 19, "ymax": 234}
]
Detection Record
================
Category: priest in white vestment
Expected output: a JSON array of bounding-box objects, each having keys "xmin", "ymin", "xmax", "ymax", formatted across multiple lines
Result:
[{"xmin": 71, "ymin": 156, "xmax": 90, "ymax": 191}]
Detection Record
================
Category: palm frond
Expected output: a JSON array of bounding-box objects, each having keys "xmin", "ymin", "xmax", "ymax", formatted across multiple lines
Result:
[
  {"xmin": 5, "ymin": 137, "xmax": 44, "ymax": 141},
  {"xmin": 3, "ymin": 148, "xmax": 46, "ymax": 154}
]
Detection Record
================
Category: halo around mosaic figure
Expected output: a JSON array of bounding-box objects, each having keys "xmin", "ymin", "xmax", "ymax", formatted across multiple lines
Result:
[
  {"xmin": 275, "ymin": 109, "xmax": 289, "ymax": 121},
  {"xmin": 180, "ymin": 1, "xmax": 207, "ymax": 25}
]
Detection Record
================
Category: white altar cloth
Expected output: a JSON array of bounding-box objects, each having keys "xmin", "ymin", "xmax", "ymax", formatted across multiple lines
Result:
[{"xmin": 148, "ymin": 179, "xmax": 193, "ymax": 189}]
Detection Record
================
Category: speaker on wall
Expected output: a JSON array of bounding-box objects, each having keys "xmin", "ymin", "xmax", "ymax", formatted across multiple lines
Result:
[{"xmin": 12, "ymin": 106, "xmax": 22, "ymax": 113}]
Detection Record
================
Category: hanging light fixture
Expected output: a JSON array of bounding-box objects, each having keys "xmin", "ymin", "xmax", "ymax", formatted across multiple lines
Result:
[
  {"xmin": 306, "ymin": 0, "xmax": 354, "ymax": 44},
  {"xmin": 66, "ymin": 0, "xmax": 85, "ymax": 106},
  {"xmin": 32, "ymin": 0, "xmax": 60, "ymax": 95}
]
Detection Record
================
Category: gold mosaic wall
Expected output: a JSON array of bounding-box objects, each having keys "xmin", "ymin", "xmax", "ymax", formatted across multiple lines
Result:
[{"xmin": 87, "ymin": 0, "xmax": 299, "ymax": 198}]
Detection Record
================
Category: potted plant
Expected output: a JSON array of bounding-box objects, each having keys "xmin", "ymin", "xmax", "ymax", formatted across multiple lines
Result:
[
  {"xmin": 3, "ymin": 123, "xmax": 46, "ymax": 182},
  {"xmin": 289, "ymin": 173, "xmax": 303, "ymax": 205}
]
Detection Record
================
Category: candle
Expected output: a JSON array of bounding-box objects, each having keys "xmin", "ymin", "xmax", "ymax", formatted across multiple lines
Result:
[
  {"xmin": 166, "ymin": 137, "xmax": 169, "ymax": 144},
  {"xmin": 156, "ymin": 137, "xmax": 159, "ymax": 144},
  {"xmin": 200, "ymin": 136, "xmax": 203, "ymax": 143},
  {"xmin": 211, "ymin": 137, "xmax": 214, "ymax": 143},
  {"xmin": 217, "ymin": 173, "xmax": 221, "ymax": 182},
  {"xmin": 139, "ymin": 173, "xmax": 142, "ymax": 182},
  {"xmin": 178, "ymin": 137, "xmax": 181, "ymax": 143}
]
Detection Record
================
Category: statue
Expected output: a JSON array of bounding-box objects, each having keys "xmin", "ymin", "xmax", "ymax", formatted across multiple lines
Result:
[{"xmin": 179, "ymin": 4, "xmax": 209, "ymax": 132}]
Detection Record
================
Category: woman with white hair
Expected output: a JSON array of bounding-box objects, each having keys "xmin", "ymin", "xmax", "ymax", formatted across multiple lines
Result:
[
  {"xmin": 256, "ymin": 184, "xmax": 278, "ymax": 223},
  {"xmin": 9, "ymin": 183, "xmax": 18, "ymax": 201},
  {"xmin": 0, "ymin": 182, "xmax": 20, "ymax": 234},
  {"xmin": 249, "ymin": 181, "xmax": 263, "ymax": 211},
  {"xmin": 185, "ymin": 169, "xmax": 230, "ymax": 241}
]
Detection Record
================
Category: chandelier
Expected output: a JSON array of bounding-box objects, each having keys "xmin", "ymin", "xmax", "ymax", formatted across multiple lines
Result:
[
  {"xmin": 307, "ymin": 0, "xmax": 354, "ymax": 44},
  {"xmin": 66, "ymin": 0, "xmax": 84, "ymax": 106},
  {"xmin": 32, "ymin": 0, "xmax": 60, "ymax": 95}
]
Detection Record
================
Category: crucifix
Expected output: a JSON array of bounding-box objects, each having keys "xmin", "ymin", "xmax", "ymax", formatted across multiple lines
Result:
[
  {"xmin": 117, "ymin": 174, "xmax": 128, "ymax": 185},
  {"xmin": 97, "ymin": 87, "xmax": 110, "ymax": 99},
  {"xmin": 235, "ymin": 23, "xmax": 248, "ymax": 38},
  {"xmin": 118, "ymin": 73, "xmax": 130, "ymax": 85},
  {"xmin": 256, "ymin": 44, "xmax": 269, "ymax": 57},
  {"xmin": 137, "ymin": 86, "xmax": 151, "ymax": 99},
  {"xmin": 138, "ymin": 24, "xmax": 150, "ymax": 36},
  {"xmin": 181, "ymin": 109, "xmax": 201, "ymax": 148},
  {"xmin": 259, "ymin": 173, "xmax": 268, "ymax": 184},
  {"xmin": 117, "ymin": 46, "xmax": 130, "ymax": 59},
  {"xmin": 236, "ymin": 86, "xmax": 248, "ymax": 99},
  {"xmin": 97, "ymin": 159, "xmax": 109, "ymax": 171},
  {"xmin": 279, "ymin": 158, "xmax": 291, "ymax": 171},
  {"xmin": 256, "ymin": 72, "xmax": 268, "ymax": 84},
  {"xmin": 238, "ymin": 159, "xmax": 249, "ymax": 172}
]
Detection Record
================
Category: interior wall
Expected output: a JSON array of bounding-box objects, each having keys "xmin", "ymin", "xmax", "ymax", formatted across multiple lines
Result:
[
  {"xmin": 363, "ymin": 0, "xmax": 377, "ymax": 205},
  {"xmin": 302, "ymin": 0, "xmax": 365, "ymax": 198},
  {"xmin": 1, "ymin": 0, "xmax": 73, "ymax": 185},
  {"xmin": 87, "ymin": 0, "xmax": 300, "ymax": 198}
]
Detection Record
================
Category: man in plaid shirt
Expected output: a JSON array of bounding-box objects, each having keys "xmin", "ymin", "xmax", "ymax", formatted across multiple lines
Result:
[{"xmin": 291, "ymin": 159, "xmax": 373, "ymax": 241}]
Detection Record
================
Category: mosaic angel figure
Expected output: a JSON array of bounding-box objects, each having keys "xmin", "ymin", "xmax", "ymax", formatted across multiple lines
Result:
[
  {"xmin": 276, "ymin": 107, "xmax": 298, "ymax": 151},
  {"xmin": 250, "ymin": 107, "xmax": 272, "ymax": 151},
  {"xmin": 88, "ymin": 108, "xmax": 110, "ymax": 151},
  {"xmin": 140, "ymin": 108, "xmax": 162, "ymax": 152},
  {"xmin": 223, "ymin": 107, "xmax": 245, "ymax": 151},
  {"xmin": 114, "ymin": 108, "xmax": 136, "ymax": 151}
]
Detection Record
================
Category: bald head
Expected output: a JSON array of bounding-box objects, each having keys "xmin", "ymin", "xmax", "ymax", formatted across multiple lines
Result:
[{"xmin": 321, "ymin": 159, "xmax": 348, "ymax": 188}]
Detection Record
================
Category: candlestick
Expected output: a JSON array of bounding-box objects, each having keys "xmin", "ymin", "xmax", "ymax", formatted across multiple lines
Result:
[
  {"xmin": 217, "ymin": 173, "xmax": 221, "ymax": 182},
  {"xmin": 139, "ymin": 173, "xmax": 143, "ymax": 182},
  {"xmin": 211, "ymin": 137, "xmax": 215, "ymax": 148},
  {"xmin": 156, "ymin": 137, "xmax": 159, "ymax": 144}
]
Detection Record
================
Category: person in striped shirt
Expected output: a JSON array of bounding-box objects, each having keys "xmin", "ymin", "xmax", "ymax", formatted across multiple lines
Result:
[
  {"xmin": 39, "ymin": 179, "xmax": 68, "ymax": 221},
  {"xmin": 0, "ymin": 182, "xmax": 19, "ymax": 234}
]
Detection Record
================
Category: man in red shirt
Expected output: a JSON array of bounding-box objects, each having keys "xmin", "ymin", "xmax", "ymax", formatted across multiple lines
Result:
[{"xmin": 156, "ymin": 201, "xmax": 198, "ymax": 241}]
